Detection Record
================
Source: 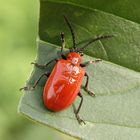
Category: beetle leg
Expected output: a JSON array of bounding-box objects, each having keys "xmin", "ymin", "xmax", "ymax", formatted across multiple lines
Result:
[
  {"xmin": 60, "ymin": 32, "xmax": 67, "ymax": 60},
  {"xmin": 20, "ymin": 72, "xmax": 50, "ymax": 91},
  {"xmin": 84, "ymin": 72, "xmax": 95, "ymax": 96},
  {"xmin": 80, "ymin": 59, "xmax": 102, "ymax": 67},
  {"xmin": 74, "ymin": 92, "xmax": 86, "ymax": 125},
  {"xmin": 60, "ymin": 32, "xmax": 65, "ymax": 53},
  {"xmin": 31, "ymin": 59, "xmax": 58, "ymax": 69},
  {"xmin": 32, "ymin": 72, "xmax": 50, "ymax": 89}
]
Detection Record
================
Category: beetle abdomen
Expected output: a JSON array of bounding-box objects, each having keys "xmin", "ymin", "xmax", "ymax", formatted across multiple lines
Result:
[{"xmin": 43, "ymin": 60, "xmax": 85, "ymax": 112}]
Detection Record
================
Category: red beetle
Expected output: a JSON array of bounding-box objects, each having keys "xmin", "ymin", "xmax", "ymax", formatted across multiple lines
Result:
[{"xmin": 20, "ymin": 16, "xmax": 113, "ymax": 124}]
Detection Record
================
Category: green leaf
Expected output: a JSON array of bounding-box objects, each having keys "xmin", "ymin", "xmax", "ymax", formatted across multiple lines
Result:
[
  {"xmin": 39, "ymin": 0, "xmax": 140, "ymax": 72},
  {"xmin": 19, "ymin": 1, "xmax": 140, "ymax": 139},
  {"xmin": 43, "ymin": 0, "xmax": 140, "ymax": 24},
  {"xmin": 19, "ymin": 41, "xmax": 140, "ymax": 140}
]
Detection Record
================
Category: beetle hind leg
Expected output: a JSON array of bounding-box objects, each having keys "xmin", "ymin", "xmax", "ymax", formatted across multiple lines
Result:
[
  {"xmin": 84, "ymin": 72, "xmax": 95, "ymax": 97},
  {"xmin": 74, "ymin": 92, "xmax": 86, "ymax": 125},
  {"xmin": 20, "ymin": 72, "xmax": 50, "ymax": 91},
  {"xmin": 75, "ymin": 113, "xmax": 85, "ymax": 125}
]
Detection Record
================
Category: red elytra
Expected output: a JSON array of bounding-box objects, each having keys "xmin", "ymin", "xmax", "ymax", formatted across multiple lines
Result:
[
  {"xmin": 43, "ymin": 52, "xmax": 85, "ymax": 112},
  {"xmin": 20, "ymin": 16, "xmax": 113, "ymax": 124}
]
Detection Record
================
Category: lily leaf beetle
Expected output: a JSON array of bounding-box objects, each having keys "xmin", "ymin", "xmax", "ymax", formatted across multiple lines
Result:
[{"xmin": 20, "ymin": 16, "xmax": 113, "ymax": 124}]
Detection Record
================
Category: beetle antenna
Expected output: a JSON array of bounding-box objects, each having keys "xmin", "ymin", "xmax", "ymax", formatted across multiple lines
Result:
[
  {"xmin": 79, "ymin": 35, "xmax": 114, "ymax": 52},
  {"xmin": 63, "ymin": 15, "xmax": 76, "ymax": 50}
]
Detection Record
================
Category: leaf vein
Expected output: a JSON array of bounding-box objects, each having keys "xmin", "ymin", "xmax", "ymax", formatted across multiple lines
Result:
[{"xmin": 21, "ymin": 101, "xmax": 140, "ymax": 129}]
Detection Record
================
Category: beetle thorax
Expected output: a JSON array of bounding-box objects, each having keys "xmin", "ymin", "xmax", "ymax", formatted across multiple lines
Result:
[{"xmin": 67, "ymin": 52, "xmax": 81, "ymax": 65}]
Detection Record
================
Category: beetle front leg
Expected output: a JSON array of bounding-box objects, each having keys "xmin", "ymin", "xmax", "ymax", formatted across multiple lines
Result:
[
  {"xmin": 31, "ymin": 59, "xmax": 58, "ymax": 69},
  {"xmin": 80, "ymin": 59, "xmax": 102, "ymax": 67},
  {"xmin": 74, "ymin": 92, "xmax": 86, "ymax": 125},
  {"xmin": 60, "ymin": 32, "xmax": 67, "ymax": 60},
  {"xmin": 20, "ymin": 72, "xmax": 50, "ymax": 91},
  {"xmin": 84, "ymin": 72, "xmax": 95, "ymax": 96},
  {"xmin": 60, "ymin": 32, "xmax": 65, "ymax": 53}
]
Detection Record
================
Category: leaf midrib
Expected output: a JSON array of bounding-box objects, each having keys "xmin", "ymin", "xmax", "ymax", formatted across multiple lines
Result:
[{"xmin": 21, "ymin": 100, "xmax": 140, "ymax": 129}]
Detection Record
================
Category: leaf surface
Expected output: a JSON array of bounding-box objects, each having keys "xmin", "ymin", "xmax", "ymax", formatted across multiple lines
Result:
[
  {"xmin": 42, "ymin": 0, "xmax": 140, "ymax": 23},
  {"xmin": 39, "ymin": 0, "xmax": 140, "ymax": 71},
  {"xmin": 19, "ymin": 41, "xmax": 140, "ymax": 140},
  {"xmin": 19, "ymin": 0, "xmax": 140, "ymax": 139}
]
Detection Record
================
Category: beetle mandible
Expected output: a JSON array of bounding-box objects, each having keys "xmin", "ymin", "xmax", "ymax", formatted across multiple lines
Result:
[{"xmin": 20, "ymin": 16, "xmax": 113, "ymax": 124}]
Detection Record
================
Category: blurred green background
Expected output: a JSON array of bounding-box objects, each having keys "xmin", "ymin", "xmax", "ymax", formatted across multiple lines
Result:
[{"xmin": 0, "ymin": 0, "xmax": 75, "ymax": 140}]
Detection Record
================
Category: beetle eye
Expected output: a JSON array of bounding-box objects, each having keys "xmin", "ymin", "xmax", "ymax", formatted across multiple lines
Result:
[{"xmin": 77, "ymin": 51, "xmax": 83, "ymax": 56}]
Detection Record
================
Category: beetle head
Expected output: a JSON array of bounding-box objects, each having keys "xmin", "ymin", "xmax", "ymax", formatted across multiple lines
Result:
[{"xmin": 67, "ymin": 52, "xmax": 81, "ymax": 65}]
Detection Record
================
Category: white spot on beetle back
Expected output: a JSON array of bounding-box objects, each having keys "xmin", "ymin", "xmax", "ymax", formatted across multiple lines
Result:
[{"xmin": 66, "ymin": 64, "xmax": 80, "ymax": 75}]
